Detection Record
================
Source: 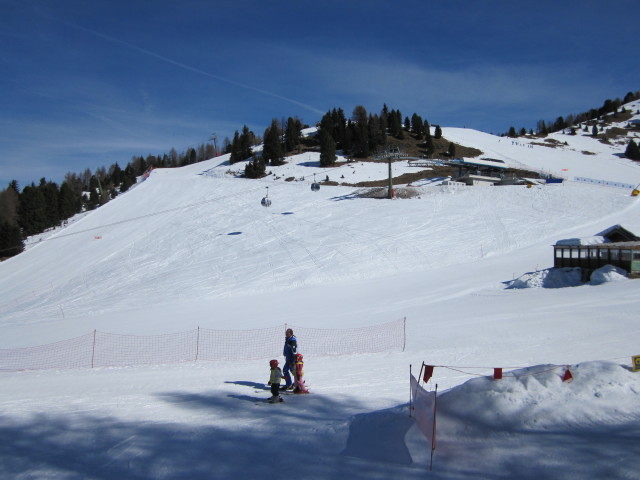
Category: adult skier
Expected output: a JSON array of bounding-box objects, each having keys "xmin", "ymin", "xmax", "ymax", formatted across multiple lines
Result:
[{"xmin": 281, "ymin": 328, "xmax": 297, "ymax": 391}]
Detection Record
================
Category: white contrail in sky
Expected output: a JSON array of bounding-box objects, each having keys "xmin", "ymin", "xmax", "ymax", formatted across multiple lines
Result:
[{"xmin": 63, "ymin": 21, "xmax": 325, "ymax": 116}]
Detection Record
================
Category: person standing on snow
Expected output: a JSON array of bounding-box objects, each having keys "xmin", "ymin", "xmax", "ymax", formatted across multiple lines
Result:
[
  {"xmin": 281, "ymin": 328, "xmax": 297, "ymax": 391},
  {"xmin": 293, "ymin": 353, "xmax": 309, "ymax": 394},
  {"xmin": 267, "ymin": 359, "xmax": 284, "ymax": 403}
]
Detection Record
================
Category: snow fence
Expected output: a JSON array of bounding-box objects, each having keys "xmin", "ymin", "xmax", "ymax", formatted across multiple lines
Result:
[{"xmin": 0, "ymin": 318, "xmax": 406, "ymax": 372}]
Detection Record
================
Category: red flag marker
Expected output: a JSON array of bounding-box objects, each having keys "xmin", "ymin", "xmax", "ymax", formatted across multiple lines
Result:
[{"xmin": 423, "ymin": 365, "xmax": 434, "ymax": 383}]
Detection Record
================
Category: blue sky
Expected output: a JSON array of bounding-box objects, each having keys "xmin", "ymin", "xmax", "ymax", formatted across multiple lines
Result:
[{"xmin": 1, "ymin": 0, "xmax": 638, "ymax": 188}]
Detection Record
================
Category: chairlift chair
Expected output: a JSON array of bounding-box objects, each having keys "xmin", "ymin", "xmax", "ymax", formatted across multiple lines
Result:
[
  {"xmin": 261, "ymin": 186, "xmax": 272, "ymax": 207},
  {"xmin": 310, "ymin": 174, "xmax": 320, "ymax": 192}
]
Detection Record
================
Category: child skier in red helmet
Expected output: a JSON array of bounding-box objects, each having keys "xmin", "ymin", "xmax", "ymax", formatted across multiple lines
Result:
[{"xmin": 267, "ymin": 359, "xmax": 284, "ymax": 403}]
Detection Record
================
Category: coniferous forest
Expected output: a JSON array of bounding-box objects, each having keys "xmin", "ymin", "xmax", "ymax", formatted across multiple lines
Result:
[{"xmin": 1, "ymin": 91, "xmax": 639, "ymax": 260}]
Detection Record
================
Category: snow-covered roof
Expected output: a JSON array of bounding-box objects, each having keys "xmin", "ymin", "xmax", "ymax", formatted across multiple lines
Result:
[
  {"xmin": 555, "ymin": 236, "xmax": 607, "ymax": 246},
  {"xmin": 458, "ymin": 157, "xmax": 508, "ymax": 169},
  {"xmin": 556, "ymin": 225, "xmax": 640, "ymax": 246},
  {"xmin": 596, "ymin": 224, "xmax": 640, "ymax": 242}
]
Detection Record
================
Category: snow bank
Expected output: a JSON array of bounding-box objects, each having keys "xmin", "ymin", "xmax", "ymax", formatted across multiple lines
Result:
[
  {"xmin": 439, "ymin": 361, "xmax": 640, "ymax": 429},
  {"xmin": 590, "ymin": 264, "xmax": 629, "ymax": 285},
  {"xmin": 506, "ymin": 267, "xmax": 583, "ymax": 289},
  {"xmin": 430, "ymin": 361, "xmax": 640, "ymax": 478},
  {"xmin": 507, "ymin": 265, "xmax": 629, "ymax": 289}
]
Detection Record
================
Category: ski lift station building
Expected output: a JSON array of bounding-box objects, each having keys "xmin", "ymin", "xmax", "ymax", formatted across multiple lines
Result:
[
  {"xmin": 553, "ymin": 225, "xmax": 640, "ymax": 278},
  {"xmin": 453, "ymin": 157, "xmax": 508, "ymax": 186}
]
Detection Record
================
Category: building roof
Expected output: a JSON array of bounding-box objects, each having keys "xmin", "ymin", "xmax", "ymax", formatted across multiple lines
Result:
[
  {"xmin": 556, "ymin": 236, "xmax": 606, "ymax": 246},
  {"xmin": 457, "ymin": 157, "xmax": 508, "ymax": 170},
  {"xmin": 555, "ymin": 241, "xmax": 640, "ymax": 249},
  {"xmin": 555, "ymin": 225, "xmax": 639, "ymax": 247},
  {"xmin": 596, "ymin": 224, "xmax": 640, "ymax": 242}
]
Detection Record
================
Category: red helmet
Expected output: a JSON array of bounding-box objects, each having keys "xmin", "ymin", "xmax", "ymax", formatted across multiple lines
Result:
[
  {"xmin": 295, "ymin": 353, "xmax": 303, "ymax": 362},
  {"xmin": 269, "ymin": 359, "xmax": 278, "ymax": 368}
]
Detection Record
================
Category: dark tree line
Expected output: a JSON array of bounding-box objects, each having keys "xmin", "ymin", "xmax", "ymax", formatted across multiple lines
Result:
[
  {"xmin": 0, "ymin": 140, "xmax": 219, "ymax": 259},
  {"xmin": 505, "ymin": 91, "xmax": 640, "ymax": 137},
  {"xmin": 317, "ymin": 104, "xmax": 434, "ymax": 166},
  {"xmin": 243, "ymin": 117, "xmax": 304, "ymax": 178}
]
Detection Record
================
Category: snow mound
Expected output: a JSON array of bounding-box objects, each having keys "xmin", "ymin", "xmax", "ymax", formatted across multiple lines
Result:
[
  {"xmin": 506, "ymin": 267, "xmax": 583, "ymax": 289},
  {"xmin": 439, "ymin": 361, "xmax": 640, "ymax": 429},
  {"xmin": 507, "ymin": 265, "xmax": 629, "ymax": 289},
  {"xmin": 590, "ymin": 264, "xmax": 629, "ymax": 285}
]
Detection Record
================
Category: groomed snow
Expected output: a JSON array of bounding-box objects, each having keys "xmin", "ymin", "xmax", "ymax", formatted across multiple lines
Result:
[{"xmin": 1, "ymin": 111, "xmax": 640, "ymax": 478}]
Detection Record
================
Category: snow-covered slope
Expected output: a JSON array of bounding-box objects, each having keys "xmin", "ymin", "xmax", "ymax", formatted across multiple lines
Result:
[{"xmin": 1, "ymin": 103, "xmax": 640, "ymax": 479}]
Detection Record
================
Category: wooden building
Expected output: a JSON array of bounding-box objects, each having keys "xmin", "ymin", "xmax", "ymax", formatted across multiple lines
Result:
[{"xmin": 553, "ymin": 226, "xmax": 640, "ymax": 278}]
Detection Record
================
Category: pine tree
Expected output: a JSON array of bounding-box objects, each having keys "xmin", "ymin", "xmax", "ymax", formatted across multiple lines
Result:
[
  {"xmin": 352, "ymin": 105, "xmax": 370, "ymax": 158},
  {"xmin": 229, "ymin": 131, "xmax": 241, "ymax": 164},
  {"xmin": 109, "ymin": 162, "xmax": 123, "ymax": 186},
  {"xmin": 367, "ymin": 114, "xmax": 384, "ymax": 151},
  {"xmin": 395, "ymin": 111, "xmax": 404, "ymax": 139},
  {"xmin": 0, "ymin": 183, "xmax": 19, "ymax": 226},
  {"xmin": 380, "ymin": 104, "xmax": 389, "ymax": 137},
  {"xmin": 240, "ymin": 125, "xmax": 254, "ymax": 159},
  {"xmin": 330, "ymin": 108, "xmax": 346, "ymax": 147},
  {"xmin": 244, "ymin": 156, "xmax": 266, "ymax": 178},
  {"xmin": 537, "ymin": 120, "xmax": 548, "ymax": 135},
  {"xmin": 87, "ymin": 176, "xmax": 101, "ymax": 210},
  {"xmin": 40, "ymin": 179, "xmax": 60, "ymax": 227},
  {"xmin": 592, "ymin": 125, "xmax": 599, "ymax": 137},
  {"xmin": 319, "ymin": 129, "xmax": 336, "ymax": 167},
  {"xmin": 262, "ymin": 119, "xmax": 284, "ymax": 166},
  {"xmin": 552, "ymin": 116, "xmax": 565, "ymax": 132},
  {"xmin": 343, "ymin": 120, "xmax": 353, "ymax": 155},
  {"xmin": 423, "ymin": 120, "xmax": 431, "ymax": 139},
  {"xmin": 58, "ymin": 182, "xmax": 81, "ymax": 219},
  {"xmin": 284, "ymin": 117, "xmax": 302, "ymax": 153},
  {"xmin": 434, "ymin": 125, "xmax": 442, "ymax": 139},
  {"xmin": 320, "ymin": 111, "xmax": 333, "ymax": 139},
  {"xmin": 424, "ymin": 135, "xmax": 434, "ymax": 155},
  {"xmin": 411, "ymin": 113, "xmax": 424, "ymax": 139},
  {"xmin": 0, "ymin": 183, "xmax": 23, "ymax": 258},
  {"xmin": 0, "ymin": 221, "xmax": 23, "ymax": 258},
  {"xmin": 448, "ymin": 142, "xmax": 456, "ymax": 157},
  {"xmin": 625, "ymin": 139, "xmax": 640, "ymax": 160},
  {"xmin": 18, "ymin": 183, "xmax": 48, "ymax": 236},
  {"xmin": 120, "ymin": 172, "xmax": 135, "ymax": 193}
]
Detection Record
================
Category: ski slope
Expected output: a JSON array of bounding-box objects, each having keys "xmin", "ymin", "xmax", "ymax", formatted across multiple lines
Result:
[{"xmin": 1, "ymin": 104, "xmax": 640, "ymax": 479}]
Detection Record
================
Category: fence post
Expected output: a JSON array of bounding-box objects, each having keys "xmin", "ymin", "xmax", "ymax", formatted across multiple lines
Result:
[
  {"xmin": 409, "ymin": 364, "xmax": 413, "ymax": 417},
  {"xmin": 91, "ymin": 329, "xmax": 96, "ymax": 368},
  {"xmin": 403, "ymin": 317, "xmax": 406, "ymax": 352},
  {"xmin": 195, "ymin": 326, "xmax": 200, "ymax": 361}
]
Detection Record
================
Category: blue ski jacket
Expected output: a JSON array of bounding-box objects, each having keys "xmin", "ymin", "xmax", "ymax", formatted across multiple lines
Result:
[{"xmin": 283, "ymin": 335, "xmax": 297, "ymax": 364}]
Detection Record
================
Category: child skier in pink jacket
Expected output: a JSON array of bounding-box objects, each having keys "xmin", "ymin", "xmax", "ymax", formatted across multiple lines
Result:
[{"xmin": 293, "ymin": 353, "xmax": 309, "ymax": 394}]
